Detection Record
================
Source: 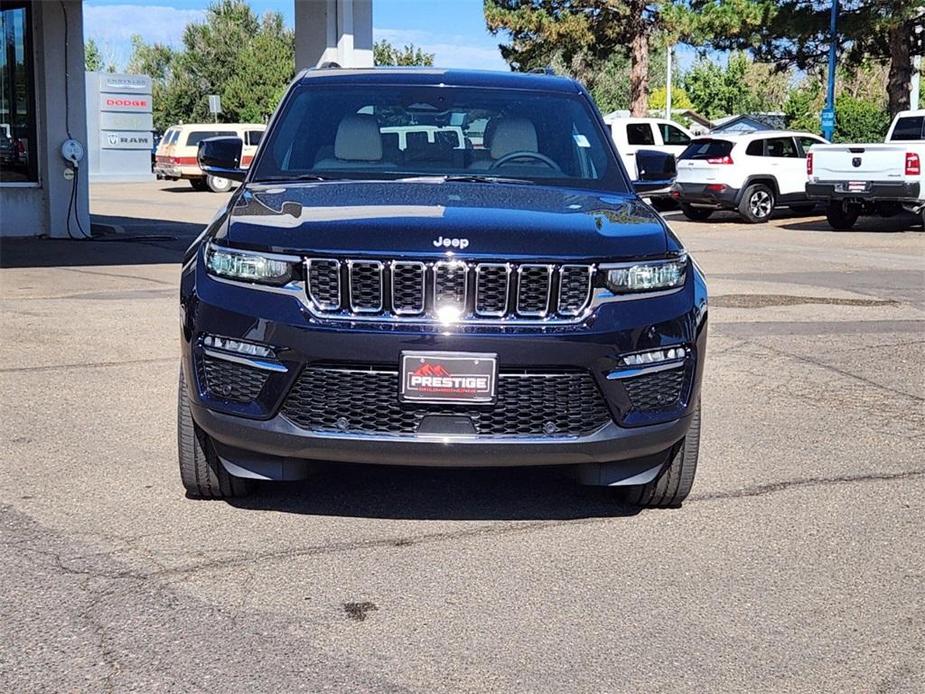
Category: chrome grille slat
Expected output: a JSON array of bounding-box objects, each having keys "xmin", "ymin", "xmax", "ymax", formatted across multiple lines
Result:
[
  {"xmin": 391, "ymin": 261, "xmax": 426, "ymax": 315},
  {"xmin": 304, "ymin": 257, "xmax": 593, "ymax": 323},
  {"xmin": 516, "ymin": 264, "xmax": 553, "ymax": 317},
  {"xmin": 433, "ymin": 260, "xmax": 468, "ymax": 310},
  {"xmin": 475, "ymin": 263, "xmax": 510, "ymax": 317},
  {"xmin": 557, "ymin": 265, "xmax": 594, "ymax": 316},
  {"xmin": 347, "ymin": 260, "xmax": 383, "ymax": 313},
  {"xmin": 306, "ymin": 258, "xmax": 341, "ymax": 311}
]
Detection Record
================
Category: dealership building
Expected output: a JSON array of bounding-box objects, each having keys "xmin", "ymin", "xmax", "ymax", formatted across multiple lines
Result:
[{"xmin": 0, "ymin": 0, "xmax": 373, "ymax": 238}]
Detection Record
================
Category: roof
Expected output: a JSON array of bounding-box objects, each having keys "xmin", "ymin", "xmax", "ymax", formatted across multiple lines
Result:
[
  {"xmin": 712, "ymin": 113, "xmax": 787, "ymax": 133},
  {"xmin": 694, "ymin": 129, "xmax": 822, "ymax": 141},
  {"xmin": 296, "ymin": 66, "xmax": 583, "ymax": 93}
]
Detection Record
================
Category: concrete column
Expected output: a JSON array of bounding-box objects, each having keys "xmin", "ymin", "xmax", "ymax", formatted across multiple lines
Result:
[
  {"xmin": 294, "ymin": 0, "xmax": 373, "ymax": 71},
  {"xmin": 35, "ymin": 0, "xmax": 90, "ymax": 238}
]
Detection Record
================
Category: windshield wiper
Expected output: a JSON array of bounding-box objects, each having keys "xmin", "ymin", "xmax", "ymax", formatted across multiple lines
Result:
[
  {"xmin": 252, "ymin": 174, "xmax": 339, "ymax": 183},
  {"xmin": 397, "ymin": 174, "xmax": 535, "ymax": 185}
]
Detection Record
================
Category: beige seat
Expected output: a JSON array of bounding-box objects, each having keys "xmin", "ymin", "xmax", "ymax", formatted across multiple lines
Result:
[
  {"xmin": 315, "ymin": 114, "xmax": 395, "ymax": 169},
  {"xmin": 468, "ymin": 117, "xmax": 538, "ymax": 170}
]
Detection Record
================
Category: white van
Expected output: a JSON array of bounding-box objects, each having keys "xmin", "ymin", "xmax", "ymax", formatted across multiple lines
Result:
[{"xmin": 154, "ymin": 123, "xmax": 265, "ymax": 192}]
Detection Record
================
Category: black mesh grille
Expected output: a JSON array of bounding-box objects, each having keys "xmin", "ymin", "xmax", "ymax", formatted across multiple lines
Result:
[
  {"xmin": 348, "ymin": 261, "xmax": 382, "ymax": 312},
  {"xmin": 434, "ymin": 261, "xmax": 467, "ymax": 308},
  {"xmin": 623, "ymin": 368, "xmax": 685, "ymax": 411},
  {"xmin": 391, "ymin": 262, "xmax": 425, "ymax": 315},
  {"xmin": 307, "ymin": 259, "xmax": 340, "ymax": 311},
  {"xmin": 475, "ymin": 264, "xmax": 509, "ymax": 316},
  {"xmin": 517, "ymin": 265, "xmax": 552, "ymax": 316},
  {"xmin": 281, "ymin": 367, "xmax": 611, "ymax": 437},
  {"xmin": 558, "ymin": 266, "xmax": 592, "ymax": 316},
  {"xmin": 201, "ymin": 356, "xmax": 269, "ymax": 403}
]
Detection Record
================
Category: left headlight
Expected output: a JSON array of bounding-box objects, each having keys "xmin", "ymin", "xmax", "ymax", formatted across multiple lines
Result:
[
  {"xmin": 204, "ymin": 242, "xmax": 298, "ymax": 286},
  {"xmin": 601, "ymin": 255, "xmax": 687, "ymax": 294}
]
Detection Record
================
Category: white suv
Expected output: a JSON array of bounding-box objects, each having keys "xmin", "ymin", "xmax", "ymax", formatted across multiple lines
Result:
[{"xmin": 672, "ymin": 130, "xmax": 828, "ymax": 223}]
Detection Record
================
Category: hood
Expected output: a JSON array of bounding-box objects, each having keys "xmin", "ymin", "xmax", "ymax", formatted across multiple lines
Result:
[{"xmin": 218, "ymin": 180, "xmax": 668, "ymax": 261}]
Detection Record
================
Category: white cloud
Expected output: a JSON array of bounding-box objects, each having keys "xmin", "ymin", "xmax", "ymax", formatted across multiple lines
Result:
[
  {"xmin": 83, "ymin": 3, "xmax": 205, "ymax": 68},
  {"xmin": 375, "ymin": 27, "xmax": 508, "ymax": 72}
]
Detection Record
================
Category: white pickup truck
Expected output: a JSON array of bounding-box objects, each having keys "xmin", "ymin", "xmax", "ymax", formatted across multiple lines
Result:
[
  {"xmin": 606, "ymin": 116, "xmax": 693, "ymax": 210},
  {"xmin": 806, "ymin": 109, "xmax": 925, "ymax": 229}
]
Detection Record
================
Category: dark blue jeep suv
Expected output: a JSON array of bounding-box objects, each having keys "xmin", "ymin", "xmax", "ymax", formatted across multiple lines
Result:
[{"xmin": 178, "ymin": 67, "xmax": 707, "ymax": 507}]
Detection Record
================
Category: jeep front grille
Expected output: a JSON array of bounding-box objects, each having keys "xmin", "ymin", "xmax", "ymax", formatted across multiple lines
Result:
[{"xmin": 304, "ymin": 258, "xmax": 594, "ymax": 323}]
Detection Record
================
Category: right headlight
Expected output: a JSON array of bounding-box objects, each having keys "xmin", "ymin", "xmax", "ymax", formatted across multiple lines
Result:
[{"xmin": 601, "ymin": 254, "xmax": 687, "ymax": 294}]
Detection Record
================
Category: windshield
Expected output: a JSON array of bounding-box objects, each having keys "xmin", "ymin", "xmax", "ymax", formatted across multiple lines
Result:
[{"xmin": 251, "ymin": 85, "xmax": 626, "ymax": 191}]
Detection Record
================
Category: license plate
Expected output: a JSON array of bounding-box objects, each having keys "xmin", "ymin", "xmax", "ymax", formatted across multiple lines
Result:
[
  {"xmin": 844, "ymin": 181, "xmax": 870, "ymax": 193},
  {"xmin": 400, "ymin": 352, "xmax": 497, "ymax": 404}
]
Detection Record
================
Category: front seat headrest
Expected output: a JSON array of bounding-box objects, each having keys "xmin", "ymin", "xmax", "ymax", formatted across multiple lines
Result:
[
  {"xmin": 490, "ymin": 118, "xmax": 538, "ymax": 159},
  {"xmin": 334, "ymin": 114, "xmax": 383, "ymax": 161}
]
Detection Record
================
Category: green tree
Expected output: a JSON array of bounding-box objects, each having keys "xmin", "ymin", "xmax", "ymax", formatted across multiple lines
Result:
[
  {"xmin": 224, "ymin": 12, "xmax": 294, "ymax": 122},
  {"xmin": 126, "ymin": 35, "xmax": 179, "ymax": 132},
  {"xmin": 649, "ymin": 85, "xmax": 693, "ymax": 113},
  {"xmin": 484, "ymin": 0, "xmax": 688, "ymax": 116},
  {"xmin": 683, "ymin": 53, "xmax": 791, "ymax": 119},
  {"xmin": 127, "ymin": 0, "xmax": 294, "ymax": 130},
  {"xmin": 84, "ymin": 38, "xmax": 103, "ymax": 72},
  {"xmin": 684, "ymin": 1, "xmax": 923, "ymax": 116},
  {"xmin": 373, "ymin": 39, "xmax": 434, "ymax": 66},
  {"xmin": 833, "ymin": 95, "xmax": 891, "ymax": 143}
]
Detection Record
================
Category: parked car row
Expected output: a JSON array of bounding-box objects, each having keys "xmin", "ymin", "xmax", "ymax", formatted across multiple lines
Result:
[{"xmin": 154, "ymin": 123, "xmax": 265, "ymax": 192}]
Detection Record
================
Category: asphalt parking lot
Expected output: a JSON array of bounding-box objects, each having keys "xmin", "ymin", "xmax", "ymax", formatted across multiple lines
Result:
[{"xmin": 1, "ymin": 181, "xmax": 923, "ymax": 692}]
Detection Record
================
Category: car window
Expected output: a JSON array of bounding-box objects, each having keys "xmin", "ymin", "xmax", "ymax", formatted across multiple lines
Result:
[
  {"xmin": 890, "ymin": 116, "xmax": 924, "ymax": 141},
  {"xmin": 185, "ymin": 130, "xmax": 238, "ymax": 147},
  {"xmin": 246, "ymin": 130, "xmax": 264, "ymax": 146},
  {"xmin": 252, "ymin": 84, "xmax": 624, "ymax": 190},
  {"xmin": 626, "ymin": 123, "xmax": 656, "ymax": 146},
  {"xmin": 745, "ymin": 140, "xmax": 764, "ymax": 156},
  {"xmin": 679, "ymin": 139, "xmax": 733, "ymax": 160},
  {"xmin": 765, "ymin": 137, "xmax": 799, "ymax": 158},
  {"xmin": 660, "ymin": 123, "xmax": 690, "ymax": 145},
  {"xmin": 797, "ymin": 136, "xmax": 824, "ymax": 156}
]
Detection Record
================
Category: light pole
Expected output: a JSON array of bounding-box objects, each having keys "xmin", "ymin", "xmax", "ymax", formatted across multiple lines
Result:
[
  {"xmin": 821, "ymin": 0, "xmax": 839, "ymax": 140},
  {"xmin": 665, "ymin": 45, "xmax": 673, "ymax": 121}
]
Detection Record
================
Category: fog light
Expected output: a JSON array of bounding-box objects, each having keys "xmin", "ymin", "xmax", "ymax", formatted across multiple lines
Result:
[
  {"xmin": 620, "ymin": 346, "xmax": 687, "ymax": 367},
  {"xmin": 203, "ymin": 335, "xmax": 274, "ymax": 358}
]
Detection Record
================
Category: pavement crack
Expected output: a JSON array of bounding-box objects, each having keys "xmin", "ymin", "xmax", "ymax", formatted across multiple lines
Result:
[
  {"xmin": 692, "ymin": 467, "xmax": 925, "ymax": 503},
  {"xmin": 0, "ymin": 356, "xmax": 175, "ymax": 374}
]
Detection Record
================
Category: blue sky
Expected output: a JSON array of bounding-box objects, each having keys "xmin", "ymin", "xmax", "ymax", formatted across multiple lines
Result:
[{"xmin": 83, "ymin": 0, "xmax": 510, "ymax": 71}]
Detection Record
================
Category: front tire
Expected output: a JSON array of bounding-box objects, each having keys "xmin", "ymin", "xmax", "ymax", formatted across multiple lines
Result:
[
  {"xmin": 738, "ymin": 183, "xmax": 775, "ymax": 223},
  {"xmin": 825, "ymin": 201, "xmax": 860, "ymax": 230},
  {"xmin": 178, "ymin": 369, "xmax": 253, "ymax": 499},
  {"xmin": 206, "ymin": 174, "xmax": 233, "ymax": 193},
  {"xmin": 624, "ymin": 401, "xmax": 701, "ymax": 508},
  {"xmin": 680, "ymin": 204, "xmax": 713, "ymax": 221}
]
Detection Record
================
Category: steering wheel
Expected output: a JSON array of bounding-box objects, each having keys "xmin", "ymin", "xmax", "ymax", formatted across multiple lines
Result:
[{"xmin": 490, "ymin": 150, "xmax": 561, "ymax": 172}]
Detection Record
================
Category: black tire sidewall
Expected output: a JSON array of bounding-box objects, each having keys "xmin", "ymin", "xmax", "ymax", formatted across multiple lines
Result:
[{"xmin": 739, "ymin": 184, "xmax": 774, "ymax": 223}]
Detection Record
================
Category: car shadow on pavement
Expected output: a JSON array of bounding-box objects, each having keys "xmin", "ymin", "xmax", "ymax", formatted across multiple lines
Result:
[
  {"xmin": 228, "ymin": 463, "xmax": 641, "ymax": 521},
  {"xmin": 780, "ymin": 213, "xmax": 922, "ymax": 233},
  {"xmin": 0, "ymin": 214, "xmax": 202, "ymax": 268}
]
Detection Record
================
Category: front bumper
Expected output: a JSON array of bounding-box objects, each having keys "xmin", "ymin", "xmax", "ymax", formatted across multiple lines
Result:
[
  {"xmin": 672, "ymin": 182, "xmax": 740, "ymax": 208},
  {"xmin": 180, "ymin": 254, "xmax": 708, "ymax": 479},
  {"xmin": 806, "ymin": 180, "xmax": 921, "ymax": 202}
]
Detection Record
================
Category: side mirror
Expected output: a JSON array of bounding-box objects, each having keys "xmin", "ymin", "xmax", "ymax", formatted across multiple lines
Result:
[
  {"xmin": 632, "ymin": 149, "xmax": 677, "ymax": 194},
  {"xmin": 198, "ymin": 137, "xmax": 246, "ymax": 182}
]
